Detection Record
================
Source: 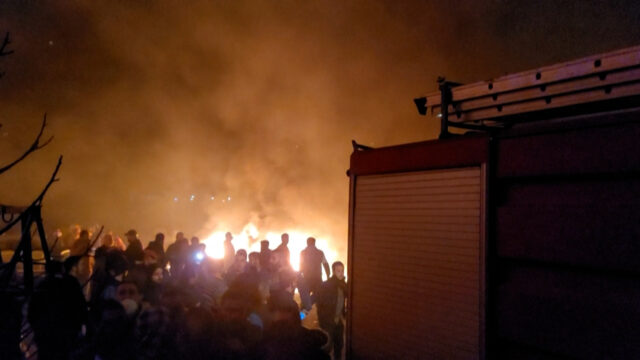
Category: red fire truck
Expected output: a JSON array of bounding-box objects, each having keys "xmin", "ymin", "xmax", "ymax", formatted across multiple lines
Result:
[{"xmin": 347, "ymin": 45, "xmax": 640, "ymax": 359}]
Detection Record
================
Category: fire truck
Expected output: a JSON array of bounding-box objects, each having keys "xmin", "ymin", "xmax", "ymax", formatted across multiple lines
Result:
[{"xmin": 347, "ymin": 45, "xmax": 640, "ymax": 359}]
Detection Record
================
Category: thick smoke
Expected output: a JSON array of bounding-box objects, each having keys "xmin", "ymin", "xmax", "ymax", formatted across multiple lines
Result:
[{"xmin": 1, "ymin": 1, "xmax": 639, "ymax": 260}]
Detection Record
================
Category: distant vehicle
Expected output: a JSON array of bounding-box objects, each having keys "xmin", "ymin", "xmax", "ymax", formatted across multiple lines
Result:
[{"xmin": 347, "ymin": 45, "xmax": 640, "ymax": 359}]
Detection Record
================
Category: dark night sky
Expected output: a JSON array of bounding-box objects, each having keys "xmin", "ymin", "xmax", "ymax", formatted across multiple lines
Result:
[{"xmin": 0, "ymin": 1, "xmax": 639, "ymax": 256}]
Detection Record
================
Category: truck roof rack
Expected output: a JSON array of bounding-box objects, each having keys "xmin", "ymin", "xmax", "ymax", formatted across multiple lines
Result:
[{"xmin": 414, "ymin": 45, "xmax": 640, "ymax": 138}]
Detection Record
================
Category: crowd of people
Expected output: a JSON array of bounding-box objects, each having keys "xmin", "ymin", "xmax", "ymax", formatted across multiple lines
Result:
[{"xmin": 2, "ymin": 228, "xmax": 347, "ymax": 360}]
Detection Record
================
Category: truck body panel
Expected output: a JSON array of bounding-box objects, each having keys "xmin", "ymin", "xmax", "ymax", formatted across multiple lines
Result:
[{"xmin": 348, "ymin": 45, "xmax": 640, "ymax": 359}]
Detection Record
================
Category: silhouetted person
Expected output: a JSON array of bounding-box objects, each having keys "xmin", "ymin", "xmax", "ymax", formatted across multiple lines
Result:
[
  {"xmin": 225, "ymin": 249, "xmax": 248, "ymax": 284},
  {"xmin": 193, "ymin": 258, "xmax": 228, "ymax": 310},
  {"xmin": 216, "ymin": 285, "xmax": 262, "ymax": 358},
  {"xmin": 0, "ymin": 292, "xmax": 22, "ymax": 360},
  {"xmin": 262, "ymin": 291, "xmax": 330, "ymax": 360},
  {"xmin": 159, "ymin": 284, "xmax": 191, "ymax": 338},
  {"xmin": 260, "ymin": 239, "xmax": 272, "ymax": 272},
  {"xmin": 189, "ymin": 236, "xmax": 201, "ymax": 261},
  {"xmin": 248, "ymin": 251, "xmax": 261, "ymax": 272},
  {"xmin": 235, "ymin": 250, "xmax": 259, "ymax": 282},
  {"xmin": 95, "ymin": 233, "xmax": 115, "ymax": 259},
  {"xmin": 166, "ymin": 232, "xmax": 189, "ymax": 277},
  {"xmin": 223, "ymin": 231, "xmax": 235, "ymax": 271},
  {"xmin": 197, "ymin": 243, "xmax": 207, "ymax": 257},
  {"xmin": 233, "ymin": 251, "xmax": 271, "ymax": 302},
  {"xmin": 275, "ymin": 233, "xmax": 291, "ymax": 266},
  {"xmin": 28, "ymin": 272, "xmax": 87, "ymax": 360},
  {"xmin": 93, "ymin": 299, "xmax": 135, "ymax": 360},
  {"xmin": 61, "ymin": 224, "xmax": 81, "ymax": 252},
  {"xmin": 237, "ymin": 248, "xmax": 248, "ymax": 263},
  {"xmin": 92, "ymin": 247, "xmax": 128, "ymax": 303},
  {"xmin": 143, "ymin": 248, "xmax": 161, "ymax": 267},
  {"xmin": 268, "ymin": 250, "xmax": 297, "ymax": 300},
  {"xmin": 91, "ymin": 233, "xmax": 122, "ymax": 307},
  {"xmin": 178, "ymin": 307, "xmax": 218, "ymax": 360},
  {"xmin": 143, "ymin": 265, "xmax": 165, "ymax": 306},
  {"xmin": 317, "ymin": 261, "xmax": 347, "ymax": 360},
  {"xmin": 113, "ymin": 235, "xmax": 127, "ymax": 251},
  {"xmin": 124, "ymin": 229, "xmax": 144, "ymax": 266},
  {"xmin": 135, "ymin": 301, "xmax": 173, "ymax": 360},
  {"xmin": 116, "ymin": 280, "xmax": 144, "ymax": 318},
  {"xmin": 300, "ymin": 237, "xmax": 330, "ymax": 310},
  {"xmin": 146, "ymin": 232, "xmax": 166, "ymax": 266},
  {"xmin": 190, "ymin": 235, "xmax": 200, "ymax": 247},
  {"xmin": 69, "ymin": 229, "xmax": 94, "ymax": 296}
]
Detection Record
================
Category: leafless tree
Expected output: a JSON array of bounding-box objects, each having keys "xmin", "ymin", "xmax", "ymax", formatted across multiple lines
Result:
[
  {"xmin": 0, "ymin": 115, "xmax": 54, "ymax": 175},
  {"xmin": 0, "ymin": 32, "xmax": 54, "ymax": 175},
  {"xmin": 0, "ymin": 156, "xmax": 63, "ymax": 237},
  {"xmin": 0, "ymin": 32, "xmax": 14, "ymax": 79},
  {"xmin": 0, "ymin": 31, "xmax": 62, "ymax": 283}
]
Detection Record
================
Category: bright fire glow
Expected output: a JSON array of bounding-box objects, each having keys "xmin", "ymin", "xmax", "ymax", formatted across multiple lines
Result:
[{"xmin": 201, "ymin": 222, "xmax": 340, "ymax": 275}]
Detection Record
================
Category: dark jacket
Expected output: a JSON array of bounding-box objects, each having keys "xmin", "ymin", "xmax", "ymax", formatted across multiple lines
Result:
[
  {"xmin": 316, "ymin": 276, "xmax": 347, "ymax": 328},
  {"xmin": 300, "ymin": 246, "xmax": 329, "ymax": 281},
  {"xmin": 166, "ymin": 240, "xmax": 188, "ymax": 275},
  {"xmin": 145, "ymin": 241, "xmax": 166, "ymax": 266},
  {"xmin": 274, "ymin": 244, "xmax": 290, "ymax": 265},
  {"xmin": 125, "ymin": 239, "xmax": 144, "ymax": 266}
]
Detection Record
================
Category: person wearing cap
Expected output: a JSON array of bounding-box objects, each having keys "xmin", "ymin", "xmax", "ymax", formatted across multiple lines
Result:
[{"xmin": 124, "ymin": 229, "xmax": 144, "ymax": 266}]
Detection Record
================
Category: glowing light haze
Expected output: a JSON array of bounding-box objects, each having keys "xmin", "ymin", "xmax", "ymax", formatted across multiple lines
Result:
[
  {"xmin": 202, "ymin": 223, "xmax": 337, "ymax": 273},
  {"xmin": 0, "ymin": 1, "xmax": 639, "ymax": 263}
]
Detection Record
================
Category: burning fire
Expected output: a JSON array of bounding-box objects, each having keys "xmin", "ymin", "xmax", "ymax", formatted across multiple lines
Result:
[{"xmin": 201, "ymin": 223, "xmax": 340, "ymax": 275}]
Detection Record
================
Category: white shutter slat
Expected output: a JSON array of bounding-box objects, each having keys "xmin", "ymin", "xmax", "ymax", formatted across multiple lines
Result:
[{"xmin": 351, "ymin": 166, "xmax": 483, "ymax": 360}]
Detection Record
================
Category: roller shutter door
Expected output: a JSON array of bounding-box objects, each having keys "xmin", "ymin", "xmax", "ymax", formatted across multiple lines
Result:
[{"xmin": 350, "ymin": 166, "xmax": 484, "ymax": 359}]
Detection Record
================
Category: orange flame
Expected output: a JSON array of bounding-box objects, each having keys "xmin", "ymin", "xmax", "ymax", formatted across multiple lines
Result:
[{"xmin": 202, "ymin": 222, "xmax": 339, "ymax": 275}]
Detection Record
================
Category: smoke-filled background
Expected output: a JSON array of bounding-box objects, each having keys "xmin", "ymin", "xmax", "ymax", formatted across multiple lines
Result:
[{"xmin": 1, "ymin": 1, "xmax": 639, "ymax": 259}]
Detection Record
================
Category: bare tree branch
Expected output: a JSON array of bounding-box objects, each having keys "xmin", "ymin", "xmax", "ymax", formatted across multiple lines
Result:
[
  {"xmin": 88, "ymin": 226, "xmax": 104, "ymax": 254},
  {"xmin": 64, "ymin": 225, "xmax": 105, "ymax": 281},
  {"xmin": 0, "ymin": 156, "xmax": 63, "ymax": 237},
  {"xmin": 48, "ymin": 233, "xmax": 61, "ymax": 254},
  {"xmin": 0, "ymin": 32, "xmax": 13, "ymax": 79},
  {"xmin": 0, "ymin": 32, "xmax": 14, "ymax": 56},
  {"xmin": 0, "ymin": 114, "xmax": 54, "ymax": 175},
  {"xmin": 78, "ymin": 226, "xmax": 105, "ymax": 287}
]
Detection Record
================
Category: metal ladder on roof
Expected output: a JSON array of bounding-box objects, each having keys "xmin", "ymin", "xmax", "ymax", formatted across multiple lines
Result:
[{"xmin": 415, "ymin": 45, "xmax": 640, "ymax": 138}]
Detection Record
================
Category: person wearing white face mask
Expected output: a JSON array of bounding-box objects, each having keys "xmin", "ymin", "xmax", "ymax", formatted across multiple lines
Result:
[{"xmin": 116, "ymin": 281, "xmax": 143, "ymax": 317}]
